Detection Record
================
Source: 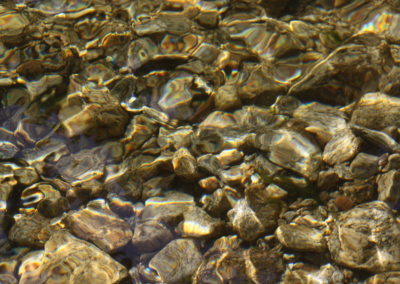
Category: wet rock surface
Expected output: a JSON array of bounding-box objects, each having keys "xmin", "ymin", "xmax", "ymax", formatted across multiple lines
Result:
[
  {"xmin": 150, "ymin": 239, "xmax": 203, "ymax": 284},
  {"xmin": 328, "ymin": 201, "xmax": 400, "ymax": 273},
  {"xmin": 68, "ymin": 199, "xmax": 132, "ymax": 254},
  {"xmin": 276, "ymin": 224, "xmax": 327, "ymax": 253},
  {"xmin": 19, "ymin": 230, "xmax": 128, "ymax": 284},
  {"xmin": 2, "ymin": 0, "xmax": 400, "ymax": 283}
]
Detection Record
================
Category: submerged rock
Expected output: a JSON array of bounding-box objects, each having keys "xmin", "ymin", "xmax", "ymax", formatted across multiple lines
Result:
[
  {"xmin": 131, "ymin": 220, "xmax": 173, "ymax": 255},
  {"xmin": 193, "ymin": 235, "xmax": 284, "ymax": 284},
  {"xmin": 276, "ymin": 224, "xmax": 327, "ymax": 253},
  {"xmin": 8, "ymin": 211, "xmax": 55, "ymax": 248},
  {"xmin": 280, "ymin": 263, "xmax": 344, "ymax": 284},
  {"xmin": 19, "ymin": 230, "xmax": 128, "ymax": 284},
  {"xmin": 256, "ymin": 128, "xmax": 322, "ymax": 180},
  {"xmin": 351, "ymin": 93, "xmax": 400, "ymax": 131},
  {"xmin": 149, "ymin": 239, "xmax": 203, "ymax": 284},
  {"xmin": 323, "ymin": 128, "xmax": 361, "ymax": 166},
  {"xmin": 178, "ymin": 206, "xmax": 225, "ymax": 239},
  {"xmin": 68, "ymin": 199, "xmax": 132, "ymax": 253},
  {"xmin": 328, "ymin": 201, "xmax": 400, "ymax": 273}
]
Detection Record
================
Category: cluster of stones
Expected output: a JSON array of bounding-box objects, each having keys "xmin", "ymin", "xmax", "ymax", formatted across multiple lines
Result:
[{"xmin": 2, "ymin": 0, "xmax": 400, "ymax": 283}]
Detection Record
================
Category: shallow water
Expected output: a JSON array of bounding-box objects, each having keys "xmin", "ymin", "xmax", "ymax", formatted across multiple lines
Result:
[{"xmin": 1, "ymin": 0, "xmax": 400, "ymax": 283}]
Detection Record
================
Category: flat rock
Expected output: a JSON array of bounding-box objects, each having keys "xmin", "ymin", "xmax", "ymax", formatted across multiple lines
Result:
[
  {"xmin": 140, "ymin": 192, "xmax": 195, "ymax": 224},
  {"xmin": 351, "ymin": 92, "xmax": 400, "ymax": 131},
  {"xmin": 68, "ymin": 199, "xmax": 132, "ymax": 253},
  {"xmin": 19, "ymin": 230, "xmax": 128, "ymax": 284}
]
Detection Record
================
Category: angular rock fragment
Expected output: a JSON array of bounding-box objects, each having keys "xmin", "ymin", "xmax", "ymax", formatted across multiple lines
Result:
[
  {"xmin": 227, "ymin": 198, "xmax": 280, "ymax": 243},
  {"xmin": 323, "ymin": 128, "xmax": 361, "ymax": 166},
  {"xmin": 377, "ymin": 170, "xmax": 400, "ymax": 206},
  {"xmin": 149, "ymin": 239, "xmax": 203, "ymax": 284},
  {"xmin": 272, "ymin": 96, "xmax": 301, "ymax": 116},
  {"xmin": 216, "ymin": 149, "xmax": 243, "ymax": 165},
  {"xmin": 318, "ymin": 169, "xmax": 339, "ymax": 191},
  {"xmin": 349, "ymin": 124, "xmax": 400, "ymax": 153},
  {"xmin": 275, "ymin": 224, "xmax": 327, "ymax": 253},
  {"xmin": 0, "ymin": 128, "xmax": 19, "ymax": 159},
  {"xmin": 13, "ymin": 166, "xmax": 40, "ymax": 187},
  {"xmin": 19, "ymin": 231, "xmax": 128, "ymax": 284},
  {"xmin": 218, "ymin": 165, "xmax": 243, "ymax": 185},
  {"xmin": 328, "ymin": 201, "xmax": 400, "ymax": 273},
  {"xmin": 108, "ymin": 194, "xmax": 136, "ymax": 218},
  {"xmin": 256, "ymin": 128, "xmax": 322, "ymax": 179},
  {"xmin": 197, "ymin": 154, "xmax": 223, "ymax": 176},
  {"xmin": 228, "ymin": 199, "xmax": 265, "ymax": 242},
  {"xmin": 56, "ymin": 146, "xmax": 107, "ymax": 186},
  {"xmin": 173, "ymin": 148, "xmax": 201, "ymax": 181},
  {"xmin": 383, "ymin": 153, "xmax": 400, "ymax": 172},
  {"xmin": 21, "ymin": 182, "xmax": 61, "ymax": 209},
  {"xmin": 201, "ymin": 188, "xmax": 234, "ymax": 217},
  {"xmin": 265, "ymin": 183, "xmax": 288, "ymax": 199},
  {"xmin": 293, "ymin": 102, "xmax": 347, "ymax": 143},
  {"xmin": 350, "ymin": 153, "xmax": 380, "ymax": 179},
  {"xmin": 68, "ymin": 199, "xmax": 132, "ymax": 253},
  {"xmin": 158, "ymin": 126, "xmax": 193, "ymax": 150},
  {"xmin": 58, "ymin": 90, "xmax": 129, "ymax": 140}
]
